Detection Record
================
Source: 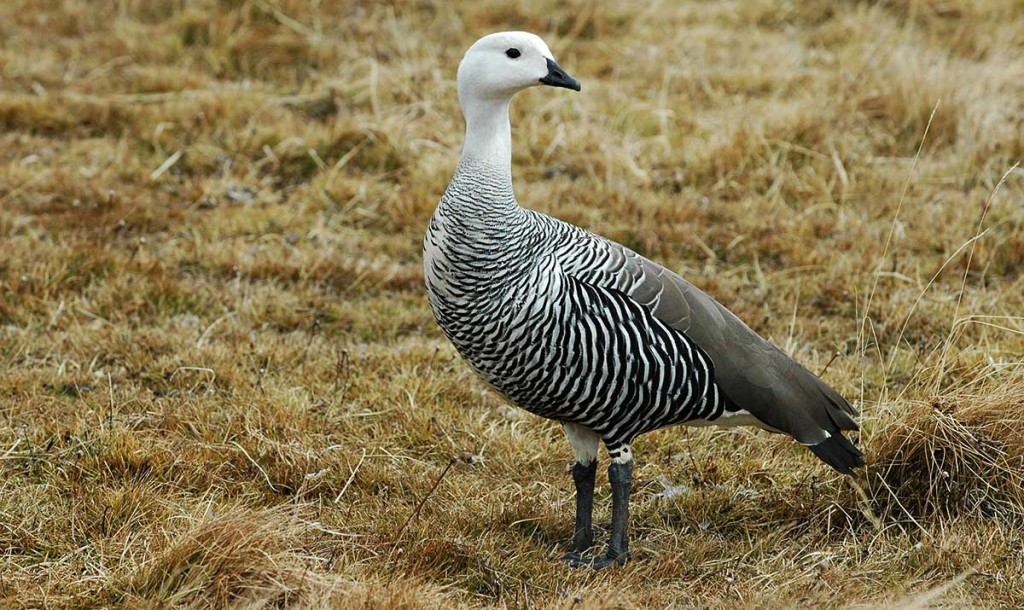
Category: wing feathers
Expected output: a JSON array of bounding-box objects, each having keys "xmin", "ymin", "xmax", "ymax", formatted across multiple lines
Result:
[
  {"xmin": 808, "ymin": 433, "xmax": 865, "ymax": 475},
  {"xmin": 558, "ymin": 228, "xmax": 862, "ymax": 474},
  {"xmin": 630, "ymin": 249, "xmax": 860, "ymax": 446}
]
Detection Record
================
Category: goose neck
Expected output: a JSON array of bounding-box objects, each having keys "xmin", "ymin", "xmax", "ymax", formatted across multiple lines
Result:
[{"xmin": 459, "ymin": 96, "xmax": 513, "ymax": 175}]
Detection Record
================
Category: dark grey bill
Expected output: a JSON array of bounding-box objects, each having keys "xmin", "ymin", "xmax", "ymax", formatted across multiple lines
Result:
[{"xmin": 540, "ymin": 57, "xmax": 581, "ymax": 91}]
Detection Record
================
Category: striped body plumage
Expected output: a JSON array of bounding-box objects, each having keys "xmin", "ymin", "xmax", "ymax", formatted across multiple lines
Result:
[
  {"xmin": 426, "ymin": 31, "xmax": 862, "ymax": 568},
  {"xmin": 425, "ymin": 161, "xmax": 738, "ymax": 455}
]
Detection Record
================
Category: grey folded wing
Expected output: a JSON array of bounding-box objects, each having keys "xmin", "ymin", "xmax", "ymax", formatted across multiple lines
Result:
[{"xmin": 567, "ymin": 234, "xmax": 858, "ymax": 446}]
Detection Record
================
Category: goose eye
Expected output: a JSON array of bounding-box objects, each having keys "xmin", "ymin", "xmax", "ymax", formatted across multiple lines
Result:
[{"xmin": 505, "ymin": 48, "xmax": 521, "ymax": 59}]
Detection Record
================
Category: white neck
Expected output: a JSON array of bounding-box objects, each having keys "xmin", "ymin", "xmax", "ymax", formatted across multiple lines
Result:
[{"xmin": 458, "ymin": 96, "xmax": 513, "ymax": 179}]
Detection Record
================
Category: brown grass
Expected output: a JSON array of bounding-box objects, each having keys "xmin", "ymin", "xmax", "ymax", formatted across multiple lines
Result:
[{"xmin": 2, "ymin": 0, "xmax": 1023, "ymax": 607}]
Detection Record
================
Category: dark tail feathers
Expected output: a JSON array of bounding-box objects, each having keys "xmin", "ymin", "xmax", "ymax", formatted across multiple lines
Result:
[{"xmin": 808, "ymin": 432, "xmax": 864, "ymax": 476}]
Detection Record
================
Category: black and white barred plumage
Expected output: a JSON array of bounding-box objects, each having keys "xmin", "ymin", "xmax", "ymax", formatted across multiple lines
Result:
[{"xmin": 425, "ymin": 161, "xmax": 740, "ymax": 453}]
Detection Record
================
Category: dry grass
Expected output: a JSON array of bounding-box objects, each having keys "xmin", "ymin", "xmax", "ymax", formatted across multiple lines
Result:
[{"xmin": 2, "ymin": 0, "xmax": 1023, "ymax": 607}]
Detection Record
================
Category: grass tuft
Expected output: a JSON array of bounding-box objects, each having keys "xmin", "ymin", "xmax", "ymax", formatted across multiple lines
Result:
[{"xmin": 871, "ymin": 374, "xmax": 1024, "ymax": 524}]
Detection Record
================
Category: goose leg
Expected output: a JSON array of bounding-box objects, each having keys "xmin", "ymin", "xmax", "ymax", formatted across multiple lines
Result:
[
  {"xmin": 563, "ymin": 443, "xmax": 634, "ymax": 570},
  {"xmin": 592, "ymin": 455, "xmax": 632, "ymax": 569},
  {"xmin": 570, "ymin": 459, "xmax": 596, "ymax": 552},
  {"xmin": 560, "ymin": 423, "xmax": 600, "ymax": 565}
]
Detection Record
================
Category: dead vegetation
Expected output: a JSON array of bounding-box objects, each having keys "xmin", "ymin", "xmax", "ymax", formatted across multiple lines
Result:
[{"xmin": 1, "ymin": 0, "xmax": 1023, "ymax": 607}]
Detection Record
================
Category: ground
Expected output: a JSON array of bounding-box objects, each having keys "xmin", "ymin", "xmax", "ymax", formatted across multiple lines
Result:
[{"xmin": 2, "ymin": 0, "xmax": 1024, "ymax": 608}]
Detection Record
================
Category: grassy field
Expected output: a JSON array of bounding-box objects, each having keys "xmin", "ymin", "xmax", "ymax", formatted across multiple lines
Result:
[{"xmin": 2, "ymin": 0, "xmax": 1024, "ymax": 607}]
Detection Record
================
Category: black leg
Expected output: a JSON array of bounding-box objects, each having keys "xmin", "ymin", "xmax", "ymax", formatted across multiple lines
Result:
[
  {"xmin": 561, "ymin": 459, "xmax": 597, "ymax": 566},
  {"xmin": 571, "ymin": 459, "xmax": 596, "ymax": 552},
  {"xmin": 593, "ymin": 459, "xmax": 632, "ymax": 569}
]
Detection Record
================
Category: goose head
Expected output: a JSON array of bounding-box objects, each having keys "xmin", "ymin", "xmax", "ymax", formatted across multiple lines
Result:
[{"xmin": 457, "ymin": 31, "xmax": 580, "ymax": 109}]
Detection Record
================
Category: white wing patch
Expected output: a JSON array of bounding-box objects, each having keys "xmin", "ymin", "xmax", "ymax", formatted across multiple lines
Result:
[{"xmin": 684, "ymin": 409, "xmax": 779, "ymax": 432}]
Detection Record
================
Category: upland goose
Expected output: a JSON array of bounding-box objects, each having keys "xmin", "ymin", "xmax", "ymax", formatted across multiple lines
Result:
[{"xmin": 423, "ymin": 31, "xmax": 863, "ymax": 568}]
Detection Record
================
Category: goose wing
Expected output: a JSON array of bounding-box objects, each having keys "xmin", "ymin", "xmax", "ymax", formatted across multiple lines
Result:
[{"xmin": 561, "ymin": 230, "xmax": 862, "ymax": 473}]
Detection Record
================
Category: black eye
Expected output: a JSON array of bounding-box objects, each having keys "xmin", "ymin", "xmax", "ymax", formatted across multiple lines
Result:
[{"xmin": 505, "ymin": 48, "xmax": 521, "ymax": 59}]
